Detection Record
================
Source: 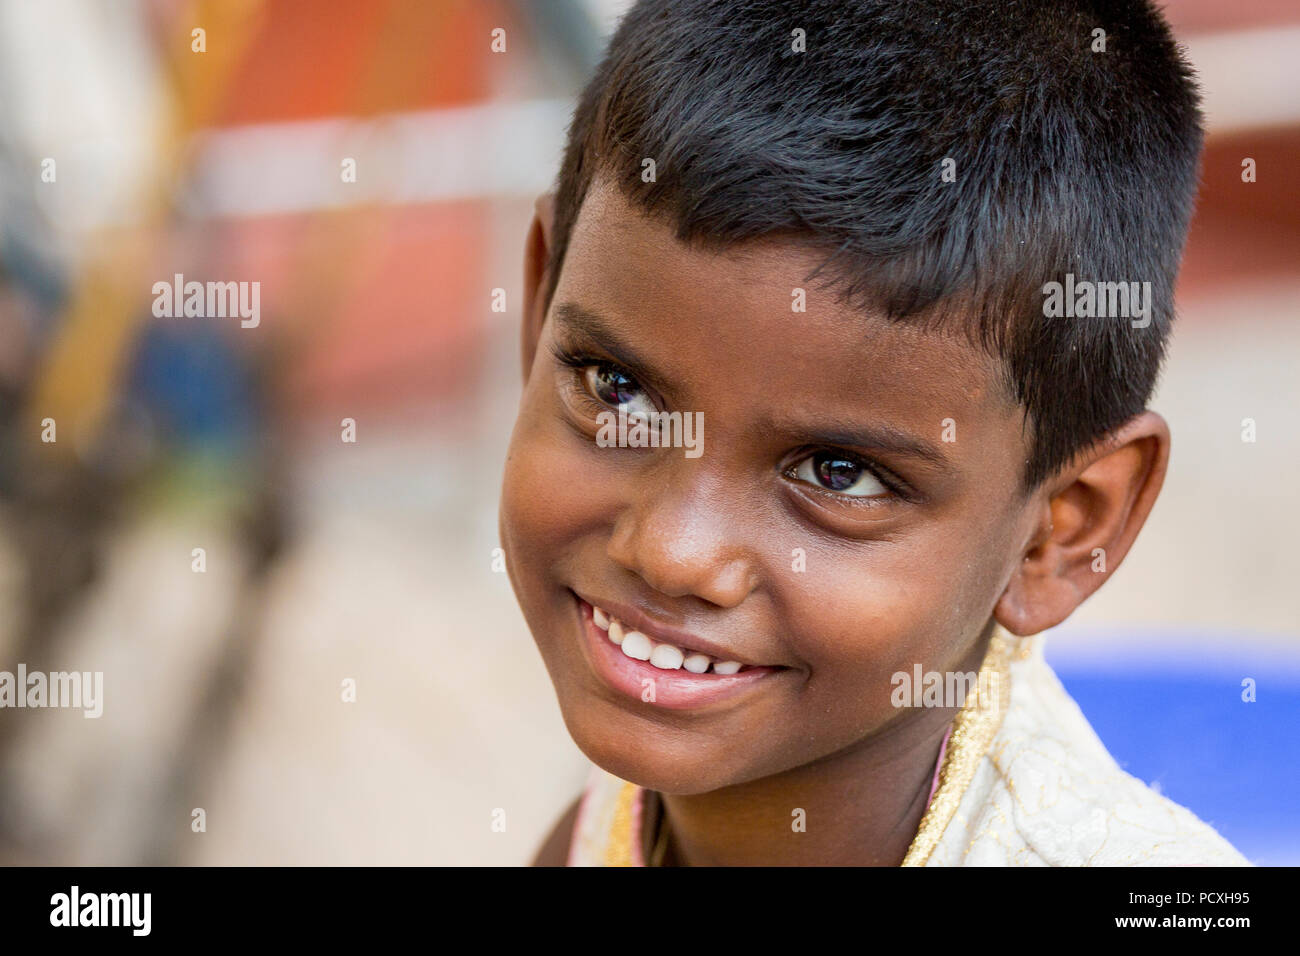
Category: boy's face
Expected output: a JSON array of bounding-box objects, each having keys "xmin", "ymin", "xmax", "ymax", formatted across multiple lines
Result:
[{"xmin": 499, "ymin": 177, "xmax": 1042, "ymax": 794}]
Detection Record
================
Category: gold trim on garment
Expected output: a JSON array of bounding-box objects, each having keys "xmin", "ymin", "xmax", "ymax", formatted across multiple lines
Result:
[
  {"xmin": 603, "ymin": 780, "xmax": 640, "ymax": 866},
  {"xmin": 901, "ymin": 628, "xmax": 1015, "ymax": 866}
]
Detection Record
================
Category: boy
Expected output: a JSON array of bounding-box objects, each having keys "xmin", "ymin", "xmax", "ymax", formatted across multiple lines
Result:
[{"xmin": 500, "ymin": 0, "xmax": 1249, "ymax": 865}]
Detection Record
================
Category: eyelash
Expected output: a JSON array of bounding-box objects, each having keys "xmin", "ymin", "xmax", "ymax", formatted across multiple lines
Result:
[
  {"xmin": 548, "ymin": 342, "xmax": 915, "ymax": 504},
  {"xmin": 550, "ymin": 343, "xmax": 622, "ymax": 380}
]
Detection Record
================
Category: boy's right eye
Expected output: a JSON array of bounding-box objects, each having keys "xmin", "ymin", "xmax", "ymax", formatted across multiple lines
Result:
[
  {"xmin": 577, "ymin": 362, "xmax": 657, "ymax": 420},
  {"xmin": 550, "ymin": 343, "xmax": 660, "ymax": 421},
  {"xmin": 584, "ymin": 364, "xmax": 646, "ymax": 409}
]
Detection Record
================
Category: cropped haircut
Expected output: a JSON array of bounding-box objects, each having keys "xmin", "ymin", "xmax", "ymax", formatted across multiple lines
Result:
[{"xmin": 543, "ymin": 0, "xmax": 1204, "ymax": 488}]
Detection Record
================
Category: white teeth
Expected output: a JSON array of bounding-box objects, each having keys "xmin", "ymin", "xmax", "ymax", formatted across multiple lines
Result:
[
  {"xmin": 649, "ymin": 643, "xmax": 684, "ymax": 670},
  {"xmin": 620, "ymin": 630, "xmax": 653, "ymax": 661},
  {"xmin": 596, "ymin": 608, "xmax": 752, "ymax": 674},
  {"xmin": 682, "ymin": 653, "xmax": 711, "ymax": 674}
]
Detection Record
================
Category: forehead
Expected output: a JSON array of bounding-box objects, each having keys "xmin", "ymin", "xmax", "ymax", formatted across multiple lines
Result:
[{"xmin": 555, "ymin": 177, "xmax": 1020, "ymax": 449}]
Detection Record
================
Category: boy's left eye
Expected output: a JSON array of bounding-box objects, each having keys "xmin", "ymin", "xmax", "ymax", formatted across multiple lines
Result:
[{"xmin": 787, "ymin": 451, "xmax": 888, "ymax": 498}]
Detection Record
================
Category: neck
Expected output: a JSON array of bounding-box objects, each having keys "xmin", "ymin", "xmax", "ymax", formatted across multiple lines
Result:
[{"xmin": 657, "ymin": 704, "xmax": 956, "ymax": 866}]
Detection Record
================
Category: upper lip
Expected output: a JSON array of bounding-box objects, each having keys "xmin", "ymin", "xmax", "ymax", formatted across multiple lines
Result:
[{"xmin": 574, "ymin": 590, "xmax": 777, "ymax": 668}]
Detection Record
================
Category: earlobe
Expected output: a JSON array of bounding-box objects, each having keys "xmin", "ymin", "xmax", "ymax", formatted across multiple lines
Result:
[
  {"xmin": 994, "ymin": 411, "xmax": 1170, "ymax": 636},
  {"xmin": 521, "ymin": 192, "xmax": 557, "ymax": 383},
  {"xmin": 994, "ymin": 506, "xmax": 1072, "ymax": 636}
]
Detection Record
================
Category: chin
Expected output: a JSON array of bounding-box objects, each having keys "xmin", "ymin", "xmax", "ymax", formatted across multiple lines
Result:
[{"xmin": 559, "ymin": 701, "xmax": 740, "ymax": 795}]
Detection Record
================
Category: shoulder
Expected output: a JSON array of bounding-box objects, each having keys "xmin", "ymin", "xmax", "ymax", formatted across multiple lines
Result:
[
  {"xmin": 936, "ymin": 636, "xmax": 1251, "ymax": 867},
  {"xmin": 531, "ymin": 794, "xmax": 582, "ymax": 866}
]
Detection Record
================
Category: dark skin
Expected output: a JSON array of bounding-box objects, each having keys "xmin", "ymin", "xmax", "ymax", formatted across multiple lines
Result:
[{"xmin": 505, "ymin": 175, "xmax": 1171, "ymax": 867}]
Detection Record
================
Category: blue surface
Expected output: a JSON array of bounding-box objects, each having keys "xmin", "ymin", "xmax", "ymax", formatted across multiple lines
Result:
[
  {"xmin": 127, "ymin": 318, "xmax": 260, "ymax": 447},
  {"xmin": 1046, "ymin": 634, "xmax": 1300, "ymax": 866}
]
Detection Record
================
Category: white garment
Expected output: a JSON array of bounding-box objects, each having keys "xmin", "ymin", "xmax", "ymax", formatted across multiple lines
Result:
[
  {"xmin": 924, "ymin": 633, "xmax": 1247, "ymax": 865},
  {"xmin": 568, "ymin": 631, "xmax": 1251, "ymax": 866}
]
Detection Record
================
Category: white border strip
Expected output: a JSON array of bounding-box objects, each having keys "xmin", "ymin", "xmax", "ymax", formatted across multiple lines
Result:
[
  {"xmin": 186, "ymin": 98, "xmax": 573, "ymax": 219},
  {"xmin": 1183, "ymin": 25, "xmax": 1300, "ymax": 135}
]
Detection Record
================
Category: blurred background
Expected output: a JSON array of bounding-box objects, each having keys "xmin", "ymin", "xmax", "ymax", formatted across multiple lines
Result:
[{"xmin": 0, "ymin": 0, "xmax": 1295, "ymax": 866}]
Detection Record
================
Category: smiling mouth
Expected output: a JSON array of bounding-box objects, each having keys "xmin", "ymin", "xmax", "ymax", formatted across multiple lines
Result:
[
  {"xmin": 571, "ymin": 593, "xmax": 786, "ymax": 710},
  {"xmin": 588, "ymin": 602, "xmax": 755, "ymax": 675}
]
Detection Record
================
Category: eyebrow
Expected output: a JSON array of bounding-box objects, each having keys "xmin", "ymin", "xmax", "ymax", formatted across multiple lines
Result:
[
  {"xmin": 551, "ymin": 300, "xmax": 953, "ymax": 471},
  {"xmin": 774, "ymin": 419, "xmax": 953, "ymax": 470}
]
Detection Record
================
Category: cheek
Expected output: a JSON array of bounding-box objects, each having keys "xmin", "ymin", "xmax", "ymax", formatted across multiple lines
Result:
[
  {"xmin": 783, "ymin": 523, "xmax": 1006, "ymax": 698},
  {"xmin": 785, "ymin": 570, "xmax": 945, "ymax": 717},
  {"xmin": 500, "ymin": 388, "xmax": 606, "ymax": 580}
]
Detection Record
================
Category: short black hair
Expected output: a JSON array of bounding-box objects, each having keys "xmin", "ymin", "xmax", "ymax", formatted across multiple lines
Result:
[{"xmin": 543, "ymin": 0, "xmax": 1204, "ymax": 488}]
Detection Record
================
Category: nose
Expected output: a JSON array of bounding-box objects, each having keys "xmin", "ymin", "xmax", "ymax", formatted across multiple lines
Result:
[{"xmin": 605, "ymin": 467, "xmax": 760, "ymax": 609}]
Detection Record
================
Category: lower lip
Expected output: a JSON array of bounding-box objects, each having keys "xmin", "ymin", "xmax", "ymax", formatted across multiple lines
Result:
[{"xmin": 573, "ymin": 594, "xmax": 784, "ymax": 711}]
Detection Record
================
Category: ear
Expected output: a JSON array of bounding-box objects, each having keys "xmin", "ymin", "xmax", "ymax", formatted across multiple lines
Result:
[
  {"xmin": 521, "ymin": 191, "xmax": 557, "ymax": 383},
  {"xmin": 994, "ymin": 411, "xmax": 1171, "ymax": 636}
]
